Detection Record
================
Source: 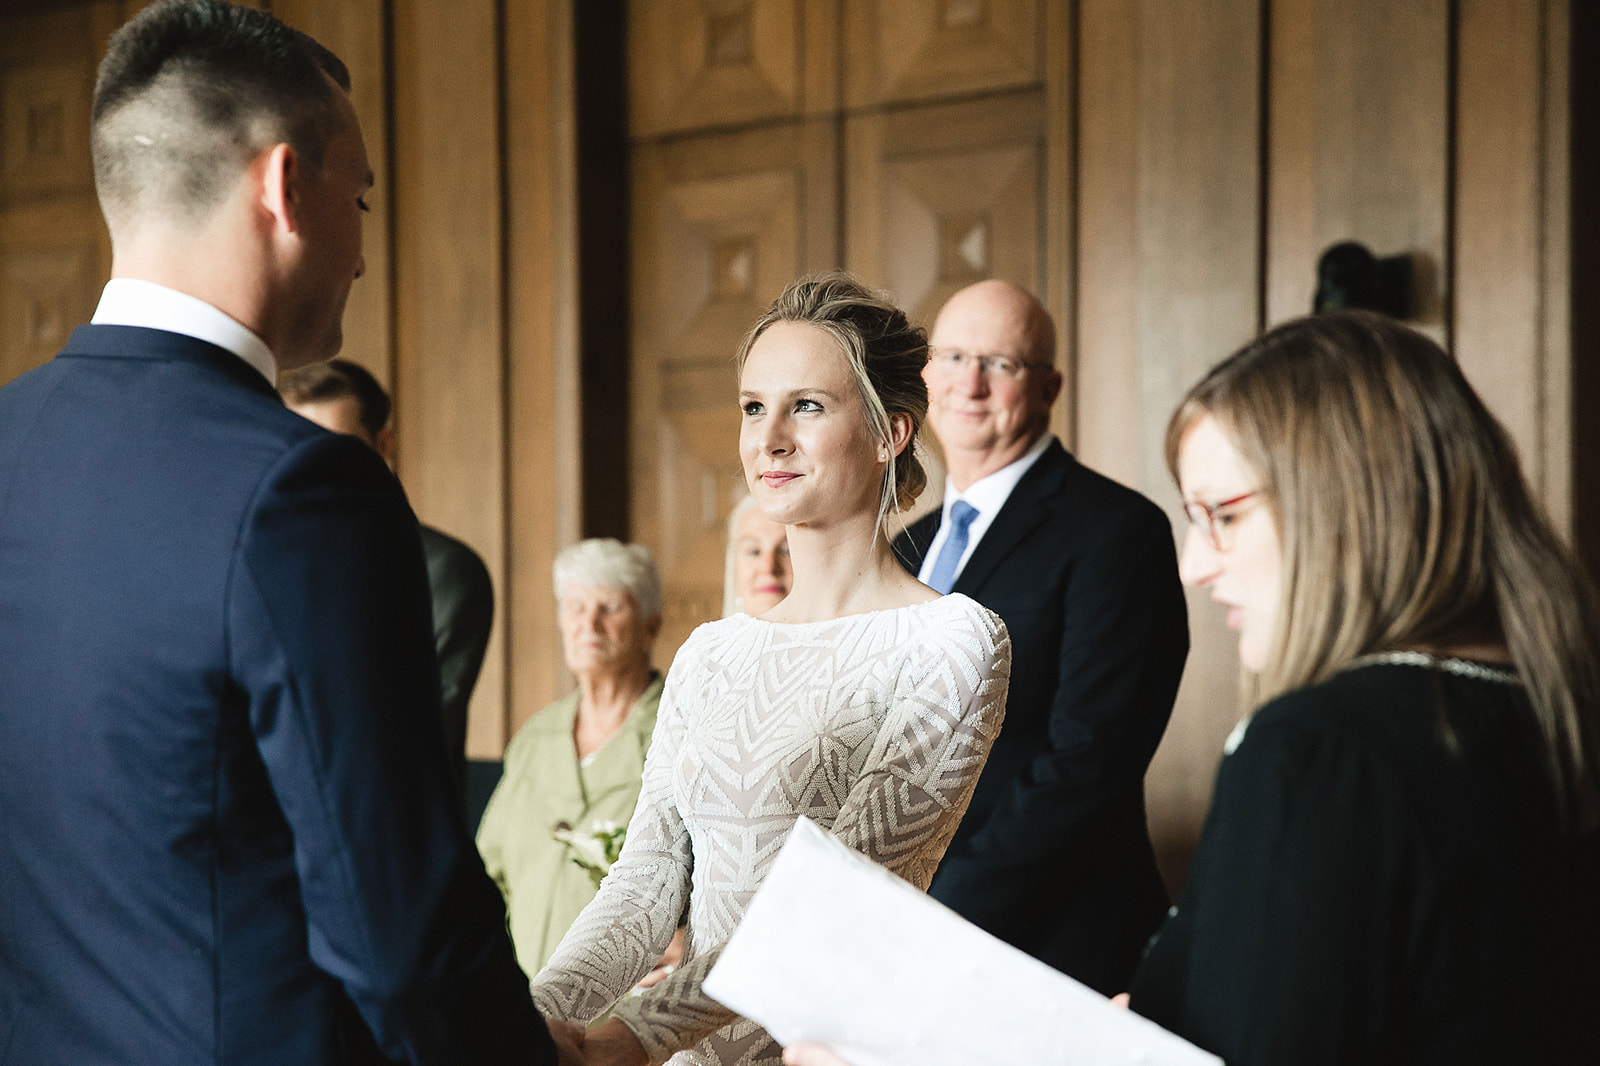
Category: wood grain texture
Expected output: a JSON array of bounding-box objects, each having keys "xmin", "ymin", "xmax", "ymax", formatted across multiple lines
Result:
[
  {"xmin": 391, "ymin": 0, "xmax": 509, "ymax": 756},
  {"xmin": 0, "ymin": 6, "xmax": 111, "ymax": 388},
  {"xmin": 844, "ymin": 0, "xmax": 1040, "ymax": 108},
  {"xmin": 844, "ymin": 90, "xmax": 1044, "ymax": 327},
  {"xmin": 1077, "ymin": 0, "xmax": 1263, "ymax": 891},
  {"xmin": 504, "ymin": 0, "xmax": 584, "ymax": 740},
  {"xmin": 631, "ymin": 120, "xmax": 839, "ymax": 661},
  {"xmin": 628, "ymin": 0, "xmax": 835, "ymax": 137},
  {"xmin": 272, "ymin": 0, "xmax": 395, "ymax": 391},
  {"xmin": 1266, "ymin": 0, "xmax": 1450, "ymax": 335}
]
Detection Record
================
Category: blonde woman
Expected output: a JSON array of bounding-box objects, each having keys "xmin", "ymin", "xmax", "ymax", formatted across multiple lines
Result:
[
  {"xmin": 1132, "ymin": 311, "xmax": 1600, "ymax": 1063},
  {"xmin": 530, "ymin": 274, "xmax": 1011, "ymax": 1066}
]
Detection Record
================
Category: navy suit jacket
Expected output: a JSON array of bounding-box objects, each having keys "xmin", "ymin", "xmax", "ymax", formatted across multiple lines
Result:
[
  {"xmin": 0, "ymin": 326, "xmax": 553, "ymax": 1065},
  {"xmin": 895, "ymin": 439, "xmax": 1188, "ymax": 994}
]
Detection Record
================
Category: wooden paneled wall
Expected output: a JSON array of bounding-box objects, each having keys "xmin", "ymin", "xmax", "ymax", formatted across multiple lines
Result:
[
  {"xmin": 1, "ymin": 0, "xmax": 1586, "ymax": 887},
  {"xmin": 626, "ymin": 0, "xmax": 1582, "ymax": 889}
]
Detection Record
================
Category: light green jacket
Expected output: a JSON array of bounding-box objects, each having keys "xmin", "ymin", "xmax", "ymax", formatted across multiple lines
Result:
[{"xmin": 476, "ymin": 673, "xmax": 663, "ymax": 976}]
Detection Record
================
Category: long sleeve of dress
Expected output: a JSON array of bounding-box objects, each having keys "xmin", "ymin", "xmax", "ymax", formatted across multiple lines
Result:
[
  {"xmin": 530, "ymin": 596, "xmax": 1010, "ymax": 1066},
  {"xmin": 529, "ymin": 660, "xmax": 694, "ymax": 1026}
]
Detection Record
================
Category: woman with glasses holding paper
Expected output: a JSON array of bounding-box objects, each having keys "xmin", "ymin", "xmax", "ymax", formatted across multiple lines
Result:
[
  {"xmin": 530, "ymin": 273, "xmax": 1011, "ymax": 1066},
  {"xmin": 790, "ymin": 310, "xmax": 1600, "ymax": 1066}
]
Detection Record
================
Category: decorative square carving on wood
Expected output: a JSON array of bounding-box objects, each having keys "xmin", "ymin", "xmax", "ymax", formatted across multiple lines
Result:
[
  {"xmin": 1, "ymin": 243, "xmax": 97, "ymax": 386},
  {"xmin": 632, "ymin": 124, "xmax": 836, "ymax": 658},
  {"xmin": 1, "ymin": 62, "xmax": 93, "ymax": 202},
  {"xmin": 847, "ymin": 0, "xmax": 1039, "ymax": 107},
  {"xmin": 707, "ymin": 6, "xmax": 754, "ymax": 66},
  {"xmin": 713, "ymin": 236, "xmax": 757, "ymax": 299},
  {"xmin": 938, "ymin": 213, "xmax": 991, "ymax": 281},
  {"xmin": 881, "ymin": 143, "xmax": 1036, "ymax": 325},
  {"xmin": 630, "ymin": 0, "xmax": 800, "ymax": 136},
  {"xmin": 940, "ymin": 0, "xmax": 988, "ymax": 29}
]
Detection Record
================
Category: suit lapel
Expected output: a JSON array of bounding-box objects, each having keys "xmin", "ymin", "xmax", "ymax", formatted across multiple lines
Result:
[{"xmin": 952, "ymin": 440, "xmax": 1074, "ymax": 595}]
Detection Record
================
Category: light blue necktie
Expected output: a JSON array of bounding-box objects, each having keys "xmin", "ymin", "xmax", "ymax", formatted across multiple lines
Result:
[{"xmin": 927, "ymin": 500, "xmax": 979, "ymax": 594}]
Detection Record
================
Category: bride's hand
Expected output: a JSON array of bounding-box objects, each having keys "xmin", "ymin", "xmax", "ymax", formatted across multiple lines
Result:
[
  {"xmin": 783, "ymin": 1043, "xmax": 852, "ymax": 1066},
  {"xmin": 635, "ymin": 928, "xmax": 686, "ymax": 989}
]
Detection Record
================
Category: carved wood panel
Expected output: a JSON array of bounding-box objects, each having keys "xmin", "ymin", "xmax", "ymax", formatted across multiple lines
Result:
[
  {"xmin": 627, "ymin": 0, "xmax": 837, "ymax": 137},
  {"xmin": 0, "ymin": 242, "xmax": 98, "ymax": 384},
  {"xmin": 631, "ymin": 121, "xmax": 838, "ymax": 659},
  {"xmin": 0, "ymin": 61, "xmax": 94, "ymax": 204},
  {"xmin": 844, "ymin": 0, "xmax": 1041, "ymax": 107},
  {"xmin": 845, "ymin": 91, "xmax": 1044, "ymax": 333}
]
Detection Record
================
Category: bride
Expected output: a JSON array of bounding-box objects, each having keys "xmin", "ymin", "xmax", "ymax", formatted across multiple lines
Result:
[{"xmin": 529, "ymin": 273, "xmax": 1012, "ymax": 1066}]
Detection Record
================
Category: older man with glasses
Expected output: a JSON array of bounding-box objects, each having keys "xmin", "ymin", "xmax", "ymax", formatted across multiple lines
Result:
[{"xmin": 893, "ymin": 278, "xmax": 1190, "ymax": 996}]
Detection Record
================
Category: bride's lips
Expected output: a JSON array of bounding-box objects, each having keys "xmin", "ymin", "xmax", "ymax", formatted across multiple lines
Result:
[{"xmin": 761, "ymin": 471, "xmax": 799, "ymax": 486}]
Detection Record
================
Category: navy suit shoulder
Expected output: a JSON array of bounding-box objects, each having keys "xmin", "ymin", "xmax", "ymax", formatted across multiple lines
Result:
[
  {"xmin": 0, "ymin": 326, "xmax": 551, "ymax": 1065},
  {"xmin": 896, "ymin": 439, "xmax": 1188, "ymax": 993}
]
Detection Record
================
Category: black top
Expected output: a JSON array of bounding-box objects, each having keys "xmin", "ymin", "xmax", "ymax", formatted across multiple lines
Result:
[{"xmin": 1130, "ymin": 660, "xmax": 1600, "ymax": 1065}]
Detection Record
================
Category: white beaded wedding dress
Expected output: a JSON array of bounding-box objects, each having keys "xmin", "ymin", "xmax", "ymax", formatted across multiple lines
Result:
[{"xmin": 530, "ymin": 593, "xmax": 1011, "ymax": 1066}]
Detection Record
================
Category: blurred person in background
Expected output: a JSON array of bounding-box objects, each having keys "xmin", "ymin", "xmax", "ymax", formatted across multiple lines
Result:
[
  {"xmin": 281, "ymin": 358, "xmax": 493, "ymax": 801},
  {"xmin": 477, "ymin": 538, "xmax": 683, "ymax": 983},
  {"xmin": 723, "ymin": 494, "xmax": 792, "ymax": 617}
]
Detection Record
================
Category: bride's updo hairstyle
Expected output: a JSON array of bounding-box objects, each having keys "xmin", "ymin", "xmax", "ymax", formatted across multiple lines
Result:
[{"xmin": 736, "ymin": 272, "xmax": 929, "ymax": 534}]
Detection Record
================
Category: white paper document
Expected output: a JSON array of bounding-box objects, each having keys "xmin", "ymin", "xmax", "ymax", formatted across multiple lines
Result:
[{"xmin": 703, "ymin": 817, "xmax": 1221, "ymax": 1066}]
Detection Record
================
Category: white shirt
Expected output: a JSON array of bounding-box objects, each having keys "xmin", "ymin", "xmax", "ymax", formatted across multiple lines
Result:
[
  {"xmin": 91, "ymin": 279, "xmax": 278, "ymax": 385},
  {"xmin": 916, "ymin": 432, "xmax": 1054, "ymax": 587}
]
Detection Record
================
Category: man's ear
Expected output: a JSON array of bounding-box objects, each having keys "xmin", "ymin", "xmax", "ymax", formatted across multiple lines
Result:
[
  {"xmin": 1038, "ymin": 366, "xmax": 1064, "ymax": 409},
  {"xmin": 258, "ymin": 142, "xmax": 302, "ymax": 235},
  {"xmin": 373, "ymin": 424, "xmax": 397, "ymax": 466}
]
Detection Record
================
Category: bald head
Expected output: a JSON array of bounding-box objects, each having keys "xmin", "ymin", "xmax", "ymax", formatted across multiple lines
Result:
[
  {"xmin": 932, "ymin": 280, "xmax": 1057, "ymax": 370},
  {"xmin": 924, "ymin": 279, "xmax": 1062, "ymax": 488}
]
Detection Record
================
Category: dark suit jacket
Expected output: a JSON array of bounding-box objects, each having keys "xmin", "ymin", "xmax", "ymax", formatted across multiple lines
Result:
[
  {"xmin": 895, "ymin": 439, "xmax": 1188, "ymax": 994},
  {"xmin": 419, "ymin": 523, "xmax": 494, "ymax": 799},
  {"xmin": 0, "ymin": 325, "xmax": 553, "ymax": 1065}
]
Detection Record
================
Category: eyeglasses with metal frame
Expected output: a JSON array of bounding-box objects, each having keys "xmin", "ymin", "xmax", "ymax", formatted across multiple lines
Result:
[{"xmin": 927, "ymin": 347, "xmax": 1052, "ymax": 381}]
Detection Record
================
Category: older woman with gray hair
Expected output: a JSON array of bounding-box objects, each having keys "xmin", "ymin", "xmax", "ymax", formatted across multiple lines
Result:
[{"xmin": 477, "ymin": 538, "xmax": 683, "ymax": 981}]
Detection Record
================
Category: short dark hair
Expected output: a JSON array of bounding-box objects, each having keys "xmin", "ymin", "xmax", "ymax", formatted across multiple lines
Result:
[
  {"xmin": 278, "ymin": 359, "xmax": 391, "ymax": 438},
  {"xmin": 92, "ymin": 0, "xmax": 351, "ymax": 225}
]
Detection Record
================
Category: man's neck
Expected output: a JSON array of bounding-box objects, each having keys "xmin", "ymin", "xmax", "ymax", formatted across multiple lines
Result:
[{"xmin": 946, "ymin": 433, "xmax": 1048, "ymax": 494}]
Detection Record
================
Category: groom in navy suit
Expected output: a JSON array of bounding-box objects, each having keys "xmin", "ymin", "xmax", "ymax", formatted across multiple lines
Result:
[
  {"xmin": 896, "ymin": 280, "xmax": 1189, "ymax": 995},
  {"xmin": 0, "ymin": 3, "xmax": 574, "ymax": 1063}
]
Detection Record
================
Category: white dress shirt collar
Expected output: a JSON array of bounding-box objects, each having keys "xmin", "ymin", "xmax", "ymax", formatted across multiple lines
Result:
[
  {"xmin": 91, "ymin": 279, "xmax": 278, "ymax": 386},
  {"xmin": 916, "ymin": 432, "xmax": 1055, "ymax": 586}
]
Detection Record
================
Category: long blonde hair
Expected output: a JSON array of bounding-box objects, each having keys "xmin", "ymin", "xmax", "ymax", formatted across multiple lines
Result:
[{"xmin": 1167, "ymin": 311, "xmax": 1600, "ymax": 832}]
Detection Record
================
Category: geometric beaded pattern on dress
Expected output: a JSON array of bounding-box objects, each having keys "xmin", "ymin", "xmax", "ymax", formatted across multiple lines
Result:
[{"xmin": 530, "ymin": 593, "xmax": 1011, "ymax": 1066}]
